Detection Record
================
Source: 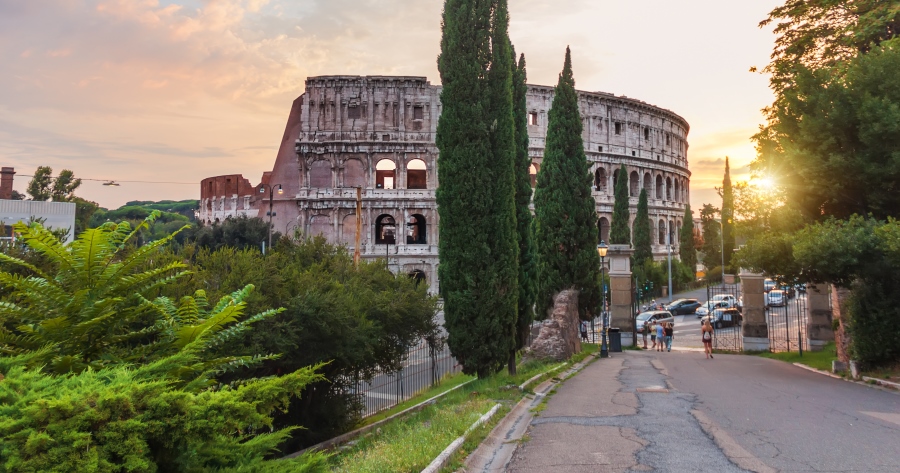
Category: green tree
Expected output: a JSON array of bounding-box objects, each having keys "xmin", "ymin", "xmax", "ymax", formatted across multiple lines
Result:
[
  {"xmin": 510, "ymin": 48, "xmax": 535, "ymax": 375},
  {"xmin": 699, "ymin": 204, "xmax": 721, "ymax": 272},
  {"xmin": 609, "ymin": 164, "xmax": 631, "ymax": 245},
  {"xmin": 721, "ymin": 157, "xmax": 735, "ymax": 269},
  {"xmin": 679, "ymin": 204, "xmax": 697, "ymax": 274},
  {"xmin": 632, "ymin": 188, "xmax": 652, "ymax": 264},
  {"xmin": 26, "ymin": 166, "xmax": 53, "ymax": 201},
  {"xmin": 50, "ymin": 169, "xmax": 81, "ymax": 201},
  {"xmin": 435, "ymin": 0, "xmax": 518, "ymax": 378},
  {"xmin": 533, "ymin": 47, "xmax": 600, "ymax": 321},
  {"xmin": 187, "ymin": 215, "xmax": 276, "ymax": 251}
]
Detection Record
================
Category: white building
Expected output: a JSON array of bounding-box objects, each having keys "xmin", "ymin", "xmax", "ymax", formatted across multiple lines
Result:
[{"xmin": 0, "ymin": 200, "xmax": 77, "ymax": 243}]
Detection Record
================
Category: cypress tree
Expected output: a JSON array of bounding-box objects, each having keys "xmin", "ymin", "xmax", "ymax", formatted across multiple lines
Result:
[
  {"xmin": 632, "ymin": 188, "xmax": 652, "ymax": 263},
  {"xmin": 679, "ymin": 204, "xmax": 697, "ymax": 275},
  {"xmin": 609, "ymin": 164, "xmax": 631, "ymax": 245},
  {"xmin": 533, "ymin": 47, "xmax": 601, "ymax": 320},
  {"xmin": 509, "ymin": 47, "xmax": 535, "ymax": 375},
  {"xmin": 436, "ymin": 0, "xmax": 518, "ymax": 378},
  {"xmin": 722, "ymin": 157, "xmax": 735, "ymax": 270}
]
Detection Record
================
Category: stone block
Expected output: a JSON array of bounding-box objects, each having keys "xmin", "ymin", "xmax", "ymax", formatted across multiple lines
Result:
[
  {"xmin": 528, "ymin": 289, "xmax": 581, "ymax": 361},
  {"xmin": 743, "ymin": 336, "xmax": 770, "ymax": 352}
]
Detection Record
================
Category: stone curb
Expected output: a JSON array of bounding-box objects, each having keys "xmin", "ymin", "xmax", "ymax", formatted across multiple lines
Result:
[
  {"xmin": 862, "ymin": 376, "xmax": 900, "ymax": 391},
  {"xmin": 792, "ymin": 363, "xmax": 900, "ymax": 393},
  {"xmin": 282, "ymin": 378, "xmax": 476, "ymax": 459},
  {"xmin": 421, "ymin": 403, "xmax": 501, "ymax": 473}
]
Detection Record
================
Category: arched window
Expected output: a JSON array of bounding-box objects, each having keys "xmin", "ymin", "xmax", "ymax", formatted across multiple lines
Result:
[
  {"xmin": 658, "ymin": 219, "xmax": 666, "ymax": 245},
  {"xmin": 309, "ymin": 160, "xmax": 332, "ymax": 188},
  {"xmin": 309, "ymin": 214, "xmax": 332, "ymax": 239},
  {"xmin": 655, "ymin": 175, "xmax": 663, "ymax": 199},
  {"xmin": 375, "ymin": 214, "xmax": 396, "ymax": 244},
  {"xmin": 376, "ymin": 159, "xmax": 396, "ymax": 189},
  {"xmin": 674, "ymin": 180, "xmax": 680, "ymax": 202},
  {"xmin": 613, "ymin": 168, "xmax": 620, "ymax": 189},
  {"xmin": 598, "ymin": 217, "xmax": 610, "ymax": 243},
  {"xmin": 629, "ymin": 171, "xmax": 639, "ymax": 197},
  {"xmin": 344, "ymin": 159, "xmax": 365, "ymax": 188},
  {"xmin": 643, "ymin": 172, "xmax": 652, "ymax": 194},
  {"xmin": 595, "ymin": 167, "xmax": 607, "ymax": 192},
  {"xmin": 669, "ymin": 220, "xmax": 676, "ymax": 246},
  {"xmin": 529, "ymin": 164, "xmax": 538, "ymax": 188},
  {"xmin": 665, "ymin": 177, "xmax": 672, "ymax": 200},
  {"xmin": 409, "ymin": 269, "xmax": 426, "ymax": 286},
  {"xmin": 407, "ymin": 159, "xmax": 427, "ymax": 189},
  {"xmin": 406, "ymin": 214, "xmax": 427, "ymax": 244}
]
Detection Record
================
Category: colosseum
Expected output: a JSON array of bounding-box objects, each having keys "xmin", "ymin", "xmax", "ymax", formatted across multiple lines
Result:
[{"xmin": 198, "ymin": 75, "xmax": 691, "ymax": 293}]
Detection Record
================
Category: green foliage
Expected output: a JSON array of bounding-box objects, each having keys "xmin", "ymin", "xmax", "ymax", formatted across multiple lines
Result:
[
  {"xmin": 609, "ymin": 164, "xmax": 631, "ymax": 245},
  {"xmin": 512, "ymin": 49, "xmax": 536, "ymax": 360},
  {"xmin": 0, "ymin": 352, "xmax": 327, "ymax": 473},
  {"xmin": 185, "ymin": 215, "xmax": 276, "ymax": 251},
  {"xmin": 699, "ymin": 204, "xmax": 721, "ymax": 272},
  {"xmin": 721, "ymin": 157, "xmax": 735, "ymax": 269},
  {"xmin": 632, "ymin": 189, "xmax": 652, "ymax": 264},
  {"xmin": 72, "ymin": 196, "xmax": 100, "ymax": 235},
  {"xmin": 436, "ymin": 0, "xmax": 518, "ymax": 378},
  {"xmin": 532, "ymin": 47, "xmax": 600, "ymax": 320},
  {"xmin": 51, "ymin": 169, "xmax": 82, "ymax": 202},
  {"xmin": 25, "ymin": 166, "xmax": 53, "ymax": 201},
  {"xmin": 679, "ymin": 204, "xmax": 697, "ymax": 273}
]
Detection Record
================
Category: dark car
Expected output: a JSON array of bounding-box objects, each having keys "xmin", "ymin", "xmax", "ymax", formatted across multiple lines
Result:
[
  {"xmin": 665, "ymin": 298, "xmax": 701, "ymax": 316},
  {"xmin": 700, "ymin": 308, "xmax": 742, "ymax": 329}
]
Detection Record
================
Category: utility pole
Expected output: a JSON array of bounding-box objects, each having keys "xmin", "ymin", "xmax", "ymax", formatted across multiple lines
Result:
[
  {"xmin": 354, "ymin": 186, "xmax": 362, "ymax": 267},
  {"xmin": 260, "ymin": 183, "xmax": 282, "ymax": 252}
]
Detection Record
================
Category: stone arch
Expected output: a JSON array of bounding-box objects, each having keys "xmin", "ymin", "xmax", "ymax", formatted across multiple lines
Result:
[
  {"xmin": 658, "ymin": 218, "xmax": 666, "ymax": 245},
  {"xmin": 344, "ymin": 158, "xmax": 366, "ymax": 188},
  {"xmin": 629, "ymin": 171, "xmax": 640, "ymax": 197},
  {"xmin": 407, "ymin": 159, "xmax": 427, "ymax": 189},
  {"xmin": 375, "ymin": 214, "xmax": 397, "ymax": 244},
  {"xmin": 674, "ymin": 180, "xmax": 680, "ymax": 202},
  {"xmin": 529, "ymin": 163, "xmax": 538, "ymax": 188},
  {"xmin": 594, "ymin": 167, "xmax": 607, "ymax": 192},
  {"xmin": 409, "ymin": 269, "xmax": 427, "ymax": 286},
  {"xmin": 669, "ymin": 219, "xmax": 676, "ymax": 244},
  {"xmin": 309, "ymin": 159, "xmax": 332, "ymax": 188},
  {"xmin": 308, "ymin": 213, "xmax": 333, "ymax": 240},
  {"xmin": 341, "ymin": 213, "xmax": 359, "ymax": 245},
  {"xmin": 598, "ymin": 217, "xmax": 610, "ymax": 243},
  {"xmin": 666, "ymin": 176, "xmax": 672, "ymax": 200},
  {"xmin": 406, "ymin": 213, "xmax": 427, "ymax": 244},
  {"xmin": 613, "ymin": 168, "xmax": 620, "ymax": 189},
  {"xmin": 655, "ymin": 174, "xmax": 663, "ymax": 199},
  {"xmin": 376, "ymin": 159, "xmax": 397, "ymax": 189},
  {"xmin": 643, "ymin": 172, "xmax": 652, "ymax": 194}
]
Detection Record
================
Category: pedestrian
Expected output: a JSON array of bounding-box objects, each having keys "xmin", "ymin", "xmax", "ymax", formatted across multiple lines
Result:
[
  {"xmin": 580, "ymin": 319, "xmax": 588, "ymax": 343},
  {"xmin": 664, "ymin": 322, "xmax": 674, "ymax": 352},
  {"xmin": 702, "ymin": 319, "xmax": 714, "ymax": 359},
  {"xmin": 655, "ymin": 321, "xmax": 665, "ymax": 352},
  {"xmin": 650, "ymin": 322, "xmax": 657, "ymax": 350},
  {"xmin": 642, "ymin": 321, "xmax": 649, "ymax": 349}
]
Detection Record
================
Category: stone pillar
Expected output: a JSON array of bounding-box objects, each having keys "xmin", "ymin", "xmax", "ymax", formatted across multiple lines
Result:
[
  {"xmin": 608, "ymin": 245, "xmax": 634, "ymax": 346},
  {"xmin": 740, "ymin": 269, "xmax": 769, "ymax": 351},
  {"xmin": 807, "ymin": 283, "xmax": 834, "ymax": 351},
  {"xmin": 0, "ymin": 167, "xmax": 15, "ymax": 200}
]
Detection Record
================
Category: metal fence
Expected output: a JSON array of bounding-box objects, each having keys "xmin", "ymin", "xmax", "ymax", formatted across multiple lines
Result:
[
  {"xmin": 766, "ymin": 288, "xmax": 807, "ymax": 353},
  {"xmin": 349, "ymin": 336, "xmax": 462, "ymax": 418},
  {"xmin": 708, "ymin": 281, "xmax": 744, "ymax": 352}
]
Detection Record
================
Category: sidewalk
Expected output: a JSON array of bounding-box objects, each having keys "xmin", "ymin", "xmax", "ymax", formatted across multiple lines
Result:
[{"xmin": 467, "ymin": 350, "xmax": 769, "ymax": 472}]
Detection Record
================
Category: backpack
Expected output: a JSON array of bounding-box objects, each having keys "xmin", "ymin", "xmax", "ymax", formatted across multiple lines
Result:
[{"xmin": 702, "ymin": 330, "xmax": 711, "ymax": 341}]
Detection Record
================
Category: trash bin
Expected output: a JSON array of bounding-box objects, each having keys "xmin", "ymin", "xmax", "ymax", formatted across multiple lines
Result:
[{"xmin": 608, "ymin": 328, "xmax": 622, "ymax": 352}]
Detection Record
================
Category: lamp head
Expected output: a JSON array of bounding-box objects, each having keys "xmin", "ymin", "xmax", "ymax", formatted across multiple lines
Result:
[
  {"xmin": 597, "ymin": 240, "xmax": 609, "ymax": 258},
  {"xmin": 259, "ymin": 186, "xmax": 265, "ymax": 194},
  {"xmin": 277, "ymin": 184, "xmax": 283, "ymax": 195}
]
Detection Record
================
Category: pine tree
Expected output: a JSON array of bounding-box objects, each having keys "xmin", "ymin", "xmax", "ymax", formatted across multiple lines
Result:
[
  {"xmin": 632, "ymin": 188, "xmax": 652, "ymax": 264},
  {"xmin": 533, "ymin": 47, "xmax": 601, "ymax": 320},
  {"xmin": 509, "ymin": 47, "xmax": 535, "ymax": 375},
  {"xmin": 679, "ymin": 204, "xmax": 697, "ymax": 277},
  {"xmin": 722, "ymin": 157, "xmax": 735, "ymax": 270},
  {"xmin": 609, "ymin": 164, "xmax": 631, "ymax": 245},
  {"xmin": 700, "ymin": 204, "xmax": 722, "ymax": 272},
  {"xmin": 436, "ymin": 0, "xmax": 518, "ymax": 378}
]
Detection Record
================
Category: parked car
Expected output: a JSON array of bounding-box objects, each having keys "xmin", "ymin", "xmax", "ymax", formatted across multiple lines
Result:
[
  {"xmin": 700, "ymin": 308, "xmax": 742, "ymax": 329},
  {"xmin": 636, "ymin": 310, "xmax": 675, "ymax": 333},
  {"xmin": 764, "ymin": 279, "xmax": 776, "ymax": 293},
  {"xmin": 767, "ymin": 289, "xmax": 786, "ymax": 308},
  {"xmin": 695, "ymin": 300, "xmax": 729, "ymax": 318},
  {"xmin": 665, "ymin": 298, "xmax": 701, "ymax": 316},
  {"xmin": 710, "ymin": 294, "xmax": 737, "ymax": 308}
]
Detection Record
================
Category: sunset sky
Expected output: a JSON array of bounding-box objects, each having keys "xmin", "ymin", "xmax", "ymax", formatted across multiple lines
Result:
[{"xmin": 0, "ymin": 0, "xmax": 782, "ymax": 212}]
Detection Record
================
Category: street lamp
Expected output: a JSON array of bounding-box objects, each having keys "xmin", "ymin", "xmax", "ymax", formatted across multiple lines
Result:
[
  {"xmin": 259, "ymin": 183, "xmax": 283, "ymax": 251},
  {"xmin": 597, "ymin": 240, "xmax": 609, "ymax": 358}
]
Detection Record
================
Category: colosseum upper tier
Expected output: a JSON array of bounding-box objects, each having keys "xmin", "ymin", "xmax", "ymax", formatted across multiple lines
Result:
[{"xmin": 199, "ymin": 75, "xmax": 691, "ymax": 292}]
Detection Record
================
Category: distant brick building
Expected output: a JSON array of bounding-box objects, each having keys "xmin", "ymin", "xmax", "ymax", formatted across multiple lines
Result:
[{"xmin": 197, "ymin": 174, "xmax": 258, "ymax": 224}]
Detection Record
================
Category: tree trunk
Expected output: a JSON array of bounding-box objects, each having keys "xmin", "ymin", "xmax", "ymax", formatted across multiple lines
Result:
[
  {"xmin": 832, "ymin": 285, "xmax": 852, "ymax": 363},
  {"xmin": 507, "ymin": 349, "xmax": 517, "ymax": 376}
]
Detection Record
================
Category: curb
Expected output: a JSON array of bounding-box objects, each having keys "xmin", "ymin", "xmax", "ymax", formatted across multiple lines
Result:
[
  {"xmin": 792, "ymin": 363, "xmax": 900, "ymax": 393},
  {"xmin": 420, "ymin": 403, "xmax": 501, "ymax": 473},
  {"xmin": 862, "ymin": 376, "xmax": 900, "ymax": 391}
]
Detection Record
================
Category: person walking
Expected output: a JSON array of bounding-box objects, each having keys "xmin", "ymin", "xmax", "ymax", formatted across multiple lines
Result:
[
  {"xmin": 642, "ymin": 321, "xmax": 649, "ymax": 349},
  {"xmin": 655, "ymin": 322, "xmax": 665, "ymax": 352},
  {"xmin": 664, "ymin": 322, "xmax": 674, "ymax": 352},
  {"xmin": 650, "ymin": 322, "xmax": 658, "ymax": 350},
  {"xmin": 701, "ymin": 319, "xmax": 714, "ymax": 359},
  {"xmin": 580, "ymin": 320, "xmax": 589, "ymax": 343}
]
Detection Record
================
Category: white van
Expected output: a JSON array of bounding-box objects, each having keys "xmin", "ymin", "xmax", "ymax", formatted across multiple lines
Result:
[{"xmin": 767, "ymin": 289, "xmax": 785, "ymax": 308}]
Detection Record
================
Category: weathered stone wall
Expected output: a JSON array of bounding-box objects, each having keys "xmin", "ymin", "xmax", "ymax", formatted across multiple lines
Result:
[
  {"xmin": 198, "ymin": 174, "xmax": 257, "ymax": 224},
  {"xmin": 528, "ymin": 289, "xmax": 582, "ymax": 361}
]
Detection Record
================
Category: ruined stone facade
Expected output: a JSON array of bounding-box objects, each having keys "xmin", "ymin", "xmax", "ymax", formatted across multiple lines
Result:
[
  {"xmin": 197, "ymin": 174, "xmax": 258, "ymax": 223},
  {"xmin": 202, "ymin": 75, "xmax": 691, "ymax": 293}
]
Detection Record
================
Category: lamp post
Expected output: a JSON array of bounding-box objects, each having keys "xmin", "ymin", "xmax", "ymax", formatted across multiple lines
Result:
[
  {"xmin": 597, "ymin": 240, "xmax": 609, "ymax": 358},
  {"xmin": 719, "ymin": 218, "xmax": 725, "ymax": 283},
  {"xmin": 259, "ymin": 183, "xmax": 283, "ymax": 252}
]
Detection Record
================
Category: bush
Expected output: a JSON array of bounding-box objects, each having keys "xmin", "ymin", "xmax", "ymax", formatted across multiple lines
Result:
[{"xmin": 846, "ymin": 275, "xmax": 900, "ymax": 367}]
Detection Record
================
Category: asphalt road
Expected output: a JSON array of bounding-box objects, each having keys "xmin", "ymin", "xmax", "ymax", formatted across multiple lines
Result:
[{"xmin": 663, "ymin": 352, "xmax": 900, "ymax": 472}]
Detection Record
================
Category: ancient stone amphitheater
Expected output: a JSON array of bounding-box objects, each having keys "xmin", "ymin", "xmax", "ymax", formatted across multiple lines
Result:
[{"xmin": 199, "ymin": 75, "xmax": 691, "ymax": 292}]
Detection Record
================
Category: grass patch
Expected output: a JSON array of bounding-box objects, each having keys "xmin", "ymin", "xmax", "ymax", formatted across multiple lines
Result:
[
  {"xmin": 329, "ymin": 354, "xmax": 591, "ymax": 472},
  {"xmin": 355, "ymin": 372, "xmax": 475, "ymax": 428},
  {"xmin": 756, "ymin": 342, "xmax": 837, "ymax": 371}
]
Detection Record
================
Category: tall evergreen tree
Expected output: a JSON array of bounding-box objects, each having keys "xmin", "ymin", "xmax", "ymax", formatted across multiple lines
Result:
[
  {"xmin": 721, "ymin": 157, "xmax": 735, "ymax": 270},
  {"xmin": 510, "ymin": 47, "xmax": 535, "ymax": 375},
  {"xmin": 533, "ymin": 47, "xmax": 600, "ymax": 320},
  {"xmin": 609, "ymin": 164, "xmax": 631, "ymax": 245},
  {"xmin": 700, "ymin": 204, "xmax": 722, "ymax": 272},
  {"xmin": 436, "ymin": 0, "xmax": 518, "ymax": 378},
  {"xmin": 679, "ymin": 204, "xmax": 697, "ymax": 274},
  {"xmin": 632, "ymin": 188, "xmax": 652, "ymax": 263}
]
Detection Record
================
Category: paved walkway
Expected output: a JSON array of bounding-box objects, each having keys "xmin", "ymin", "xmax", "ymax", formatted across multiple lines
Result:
[{"xmin": 466, "ymin": 350, "xmax": 769, "ymax": 472}]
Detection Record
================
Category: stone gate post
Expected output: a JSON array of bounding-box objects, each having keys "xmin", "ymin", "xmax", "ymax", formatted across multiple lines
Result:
[
  {"xmin": 608, "ymin": 245, "xmax": 634, "ymax": 346},
  {"xmin": 806, "ymin": 283, "xmax": 834, "ymax": 351},
  {"xmin": 740, "ymin": 269, "xmax": 769, "ymax": 351}
]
